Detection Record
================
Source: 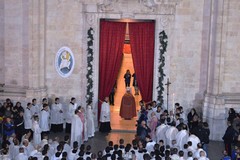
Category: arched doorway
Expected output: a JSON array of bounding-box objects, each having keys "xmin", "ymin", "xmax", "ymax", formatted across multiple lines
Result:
[{"xmin": 98, "ymin": 19, "xmax": 155, "ymax": 131}]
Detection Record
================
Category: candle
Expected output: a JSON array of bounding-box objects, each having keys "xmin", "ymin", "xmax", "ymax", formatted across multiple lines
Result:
[{"xmin": 172, "ymin": 93, "xmax": 175, "ymax": 115}]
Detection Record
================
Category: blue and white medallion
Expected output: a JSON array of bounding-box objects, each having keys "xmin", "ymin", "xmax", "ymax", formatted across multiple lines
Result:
[{"xmin": 55, "ymin": 46, "xmax": 75, "ymax": 78}]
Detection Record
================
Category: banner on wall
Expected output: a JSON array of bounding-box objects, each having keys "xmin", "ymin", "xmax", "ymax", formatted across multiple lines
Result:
[{"xmin": 55, "ymin": 46, "xmax": 75, "ymax": 78}]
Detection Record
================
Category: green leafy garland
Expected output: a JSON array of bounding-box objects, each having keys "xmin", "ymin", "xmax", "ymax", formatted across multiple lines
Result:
[
  {"xmin": 157, "ymin": 30, "xmax": 168, "ymax": 104},
  {"xmin": 86, "ymin": 27, "xmax": 94, "ymax": 103}
]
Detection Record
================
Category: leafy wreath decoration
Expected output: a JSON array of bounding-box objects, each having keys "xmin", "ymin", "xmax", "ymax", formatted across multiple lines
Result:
[
  {"xmin": 157, "ymin": 30, "xmax": 168, "ymax": 104},
  {"xmin": 86, "ymin": 27, "xmax": 94, "ymax": 103}
]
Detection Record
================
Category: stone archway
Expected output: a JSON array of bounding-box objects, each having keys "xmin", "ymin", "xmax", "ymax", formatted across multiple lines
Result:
[{"xmin": 82, "ymin": 0, "xmax": 178, "ymax": 128}]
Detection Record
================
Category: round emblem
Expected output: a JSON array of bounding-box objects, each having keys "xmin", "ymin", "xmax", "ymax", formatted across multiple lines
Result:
[{"xmin": 55, "ymin": 47, "xmax": 75, "ymax": 78}]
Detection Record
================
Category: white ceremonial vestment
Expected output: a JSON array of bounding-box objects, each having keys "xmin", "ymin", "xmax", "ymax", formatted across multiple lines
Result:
[
  {"xmin": 70, "ymin": 114, "xmax": 83, "ymax": 147},
  {"xmin": 66, "ymin": 103, "xmax": 78, "ymax": 124},
  {"xmin": 24, "ymin": 108, "xmax": 33, "ymax": 129},
  {"xmin": 187, "ymin": 134, "xmax": 200, "ymax": 151},
  {"xmin": 9, "ymin": 145, "xmax": 19, "ymax": 160},
  {"xmin": 31, "ymin": 104, "xmax": 41, "ymax": 116},
  {"xmin": 51, "ymin": 103, "xmax": 64, "ymax": 124},
  {"xmin": 194, "ymin": 148, "xmax": 206, "ymax": 159},
  {"xmin": 156, "ymin": 124, "xmax": 168, "ymax": 143},
  {"xmin": 99, "ymin": 102, "xmax": 110, "ymax": 122},
  {"xmin": 176, "ymin": 129, "xmax": 189, "ymax": 150},
  {"xmin": 86, "ymin": 105, "xmax": 95, "ymax": 137},
  {"xmin": 40, "ymin": 110, "xmax": 50, "ymax": 132},
  {"xmin": 14, "ymin": 153, "xmax": 28, "ymax": 160},
  {"xmin": 165, "ymin": 126, "xmax": 178, "ymax": 147},
  {"xmin": 32, "ymin": 120, "xmax": 42, "ymax": 146},
  {"xmin": 146, "ymin": 141, "xmax": 156, "ymax": 153}
]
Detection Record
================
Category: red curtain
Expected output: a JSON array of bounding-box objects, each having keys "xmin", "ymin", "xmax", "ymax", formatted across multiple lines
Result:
[
  {"xmin": 129, "ymin": 22, "xmax": 155, "ymax": 102},
  {"xmin": 98, "ymin": 20, "xmax": 126, "ymax": 119}
]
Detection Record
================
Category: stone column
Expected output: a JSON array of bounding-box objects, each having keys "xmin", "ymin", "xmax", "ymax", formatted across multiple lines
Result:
[
  {"xmin": 26, "ymin": 0, "xmax": 47, "ymax": 99},
  {"xmin": 202, "ymin": 0, "xmax": 229, "ymax": 140}
]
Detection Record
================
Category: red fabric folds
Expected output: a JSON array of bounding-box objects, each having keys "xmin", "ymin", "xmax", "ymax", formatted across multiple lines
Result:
[
  {"xmin": 129, "ymin": 22, "xmax": 155, "ymax": 102},
  {"xmin": 98, "ymin": 20, "xmax": 126, "ymax": 120}
]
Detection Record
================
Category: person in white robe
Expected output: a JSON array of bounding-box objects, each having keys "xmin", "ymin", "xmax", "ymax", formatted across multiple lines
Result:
[
  {"xmin": 99, "ymin": 97, "xmax": 111, "ymax": 133},
  {"xmin": 145, "ymin": 135, "xmax": 156, "ymax": 153},
  {"xmin": 40, "ymin": 104, "xmax": 50, "ymax": 136},
  {"xmin": 70, "ymin": 109, "xmax": 83, "ymax": 147},
  {"xmin": 32, "ymin": 115, "xmax": 42, "ymax": 146},
  {"xmin": 86, "ymin": 100, "xmax": 95, "ymax": 138},
  {"xmin": 66, "ymin": 97, "xmax": 78, "ymax": 133},
  {"xmin": 194, "ymin": 143, "xmax": 207, "ymax": 159},
  {"xmin": 50, "ymin": 97, "xmax": 64, "ymax": 133},
  {"xmin": 165, "ymin": 124, "xmax": 178, "ymax": 147},
  {"xmin": 9, "ymin": 138, "xmax": 20, "ymax": 160},
  {"xmin": 14, "ymin": 147, "xmax": 28, "ymax": 160},
  {"xmin": 176, "ymin": 124, "xmax": 189, "ymax": 150},
  {"xmin": 31, "ymin": 98, "xmax": 41, "ymax": 116},
  {"xmin": 187, "ymin": 133, "xmax": 200, "ymax": 151},
  {"xmin": 22, "ymin": 139, "xmax": 35, "ymax": 156},
  {"xmin": 24, "ymin": 103, "xmax": 33, "ymax": 133},
  {"xmin": 156, "ymin": 118, "xmax": 168, "ymax": 143},
  {"xmin": 83, "ymin": 107, "xmax": 88, "ymax": 142}
]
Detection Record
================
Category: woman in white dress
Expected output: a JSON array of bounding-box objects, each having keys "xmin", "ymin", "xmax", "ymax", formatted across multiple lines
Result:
[{"xmin": 86, "ymin": 101, "xmax": 95, "ymax": 138}]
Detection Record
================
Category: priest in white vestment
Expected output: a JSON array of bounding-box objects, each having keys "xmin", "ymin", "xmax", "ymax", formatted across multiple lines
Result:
[
  {"xmin": 156, "ymin": 119, "xmax": 168, "ymax": 143},
  {"xmin": 24, "ymin": 103, "xmax": 33, "ymax": 132},
  {"xmin": 39, "ymin": 104, "xmax": 50, "ymax": 136},
  {"xmin": 70, "ymin": 109, "xmax": 83, "ymax": 147},
  {"xmin": 187, "ymin": 134, "xmax": 200, "ymax": 151},
  {"xmin": 176, "ymin": 125, "xmax": 189, "ymax": 150},
  {"xmin": 66, "ymin": 97, "xmax": 78, "ymax": 133},
  {"xmin": 165, "ymin": 125, "xmax": 178, "ymax": 147},
  {"xmin": 86, "ymin": 101, "xmax": 95, "ymax": 138},
  {"xmin": 99, "ymin": 97, "xmax": 111, "ymax": 133},
  {"xmin": 32, "ymin": 116, "xmax": 42, "ymax": 146},
  {"xmin": 50, "ymin": 98, "xmax": 64, "ymax": 133},
  {"xmin": 31, "ymin": 99, "xmax": 41, "ymax": 117}
]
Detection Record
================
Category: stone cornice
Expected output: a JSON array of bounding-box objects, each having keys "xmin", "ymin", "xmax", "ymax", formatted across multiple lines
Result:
[{"xmin": 83, "ymin": 0, "xmax": 180, "ymax": 15}]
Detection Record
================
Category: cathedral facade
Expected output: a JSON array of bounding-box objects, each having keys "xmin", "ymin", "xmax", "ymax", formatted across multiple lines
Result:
[{"xmin": 0, "ymin": 0, "xmax": 240, "ymax": 140}]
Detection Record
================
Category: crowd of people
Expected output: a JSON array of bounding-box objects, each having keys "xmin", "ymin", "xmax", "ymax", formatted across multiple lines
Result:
[
  {"xmin": 222, "ymin": 108, "xmax": 240, "ymax": 160},
  {"xmin": 0, "ymin": 95, "xmax": 239, "ymax": 160},
  {"xmin": 0, "ymin": 97, "xmax": 95, "ymax": 160},
  {"xmin": 133, "ymin": 101, "xmax": 210, "ymax": 160}
]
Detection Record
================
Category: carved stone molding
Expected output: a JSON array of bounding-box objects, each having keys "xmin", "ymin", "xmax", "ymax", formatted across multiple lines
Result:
[
  {"xmin": 92, "ymin": 0, "xmax": 180, "ymax": 15},
  {"xmin": 97, "ymin": 0, "xmax": 117, "ymax": 12},
  {"xmin": 160, "ymin": 15, "xmax": 174, "ymax": 28},
  {"xmin": 86, "ymin": 13, "xmax": 96, "ymax": 26}
]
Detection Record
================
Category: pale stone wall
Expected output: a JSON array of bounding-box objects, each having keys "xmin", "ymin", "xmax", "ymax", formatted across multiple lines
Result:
[
  {"xmin": 170, "ymin": 0, "xmax": 205, "ymax": 113},
  {"xmin": 0, "ymin": 0, "xmax": 4, "ymax": 84},
  {"xmin": 45, "ymin": 0, "xmax": 85, "ymax": 104},
  {"xmin": 4, "ymin": 0, "xmax": 26, "ymax": 88},
  {"xmin": 222, "ymin": 0, "xmax": 240, "ymax": 93}
]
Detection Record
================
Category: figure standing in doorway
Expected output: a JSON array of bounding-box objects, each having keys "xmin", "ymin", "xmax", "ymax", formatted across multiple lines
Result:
[
  {"xmin": 119, "ymin": 87, "xmax": 137, "ymax": 119},
  {"xmin": 124, "ymin": 69, "xmax": 131, "ymax": 87},
  {"xmin": 132, "ymin": 73, "xmax": 139, "ymax": 95}
]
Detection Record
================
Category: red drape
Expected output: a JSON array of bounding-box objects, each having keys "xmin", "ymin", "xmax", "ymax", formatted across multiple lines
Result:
[
  {"xmin": 98, "ymin": 20, "xmax": 126, "ymax": 119},
  {"xmin": 129, "ymin": 22, "xmax": 155, "ymax": 102}
]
